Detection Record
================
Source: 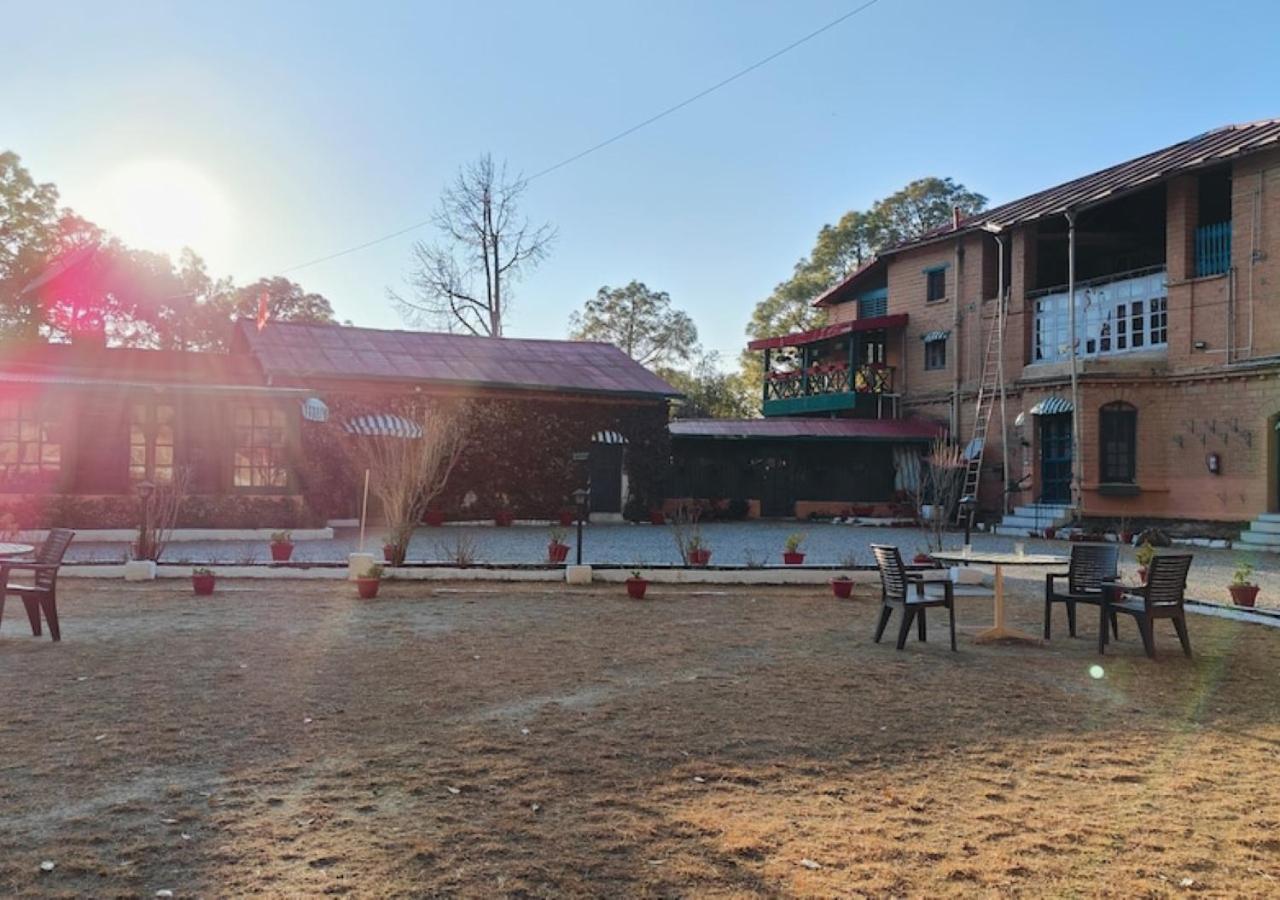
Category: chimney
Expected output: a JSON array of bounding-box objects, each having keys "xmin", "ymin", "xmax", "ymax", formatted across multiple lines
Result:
[{"xmin": 952, "ymin": 206, "xmax": 963, "ymax": 231}]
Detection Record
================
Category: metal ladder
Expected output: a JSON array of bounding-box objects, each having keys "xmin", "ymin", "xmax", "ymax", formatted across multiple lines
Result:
[{"xmin": 957, "ymin": 294, "xmax": 1005, "ymax": 519}]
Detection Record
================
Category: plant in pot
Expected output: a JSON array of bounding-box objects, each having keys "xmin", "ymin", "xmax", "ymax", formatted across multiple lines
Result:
[
  {"xmin": 355, "ymin": 564, "xmax": 383, "ymax": 600},
  {"xmin": 625, "ymin": 568, "xmax": 648, "ymax": 600},
  {"xmin": 1117, "ymin": 517, "xmax": 1134, "ymax": 545},
  {"xmin": 783, "ymin": 532, "xmax": 806, "ymax": 565},
  {"xmin": 270, "ymin": 530, "xmax": 294, "ymax": 562},
  {"xmin": 424, "ymin": 509, "xmax": 446, "ymax": 527},
  {"xmin": 1134, "ymin": 540, "xmax": 1155, "ymax": 584},
  {"xmin": 649, "ymin": 509, "xmax": 666, "ymax": 525},
  {"xmin": 494, "ymin": 508, "xmax": 515, "ymax": 527},
  {"xmin": 191, "ymin": 566, "xmax": 216, "ymax": 596},
  {"xmin": 557, "ymin": 508, "xmax": 575, "ymax": 527},
  {"xmin": 1043, "ymin": 525, "xmax": 1057, "ymax": 540},
  {"xmin": 1229, "ymin": 559, "xmax": 1260, "ymax": 608},
  {"xmin": 547, "ymin": 527, "xmax": 571, "ymax": 564},
  {"xmin": 687, "ymin": 534, "xmax": 712, "ymax": 567},
  {"xmin": 831, "ymin": 556, "xmax": 857, "ymax": 598},
  {"xmin": 912, "ymin": 548, "xmax": 934, "ymax": 566}
]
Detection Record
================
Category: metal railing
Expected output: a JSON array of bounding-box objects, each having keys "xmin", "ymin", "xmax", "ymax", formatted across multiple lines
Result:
[{"xmin": 1195, "ymin": 220, "xmax": 1231, "ymax": 277}]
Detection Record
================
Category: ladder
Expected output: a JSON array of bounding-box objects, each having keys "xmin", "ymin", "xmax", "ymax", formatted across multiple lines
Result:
[{"xmin": 957, "ymin": 293, "xmax": 1005, "ymax": 519}]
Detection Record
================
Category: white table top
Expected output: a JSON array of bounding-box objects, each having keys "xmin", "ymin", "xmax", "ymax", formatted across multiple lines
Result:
[
  {"xmin": 930, "ymin": 549, "xmax": 1068, "ymax": 566},
  {"xmin": 0, "ymin": 542, "xmax": 35, "ymax": 558}
]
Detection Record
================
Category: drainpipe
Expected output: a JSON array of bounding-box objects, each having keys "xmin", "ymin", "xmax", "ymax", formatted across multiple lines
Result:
[
  {"xmin": 1065, "ymin": 210, "xmax": 1083, "ymax": 515},
  {"xmin": 990, "ymin": 228, "xmax": 1009, "ymax": 515},
  {"xmin": 951, "ymin": 206, "xmax": 964, "ymax": 436}
]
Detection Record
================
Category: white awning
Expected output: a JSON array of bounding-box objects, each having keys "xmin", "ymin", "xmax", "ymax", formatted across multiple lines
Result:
[
  {"xmin": 592, "ymin": 430, "xmax": 628, "ymax": 445},
  {"xmin": 1030, "ymin": 395, "xmax": 1073, "ymax": 416},
  {"xmin": 344, "ymin": 414, "xmax": 423, "ymax": 438},
  {"xmin": 301, "ymin": 397, "xmax": 330, "ymax": 422},
  {"xmin": 920, "ymin": 329, "xmax": 951, "ymax": 342}
]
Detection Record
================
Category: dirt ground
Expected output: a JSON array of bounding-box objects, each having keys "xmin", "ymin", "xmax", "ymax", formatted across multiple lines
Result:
[{"xmin": 1, "ymin": 578, "xmax": 1279, "ymax": 898}]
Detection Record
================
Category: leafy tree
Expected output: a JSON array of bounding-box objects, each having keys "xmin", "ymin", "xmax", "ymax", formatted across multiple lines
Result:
[
  {"xmin": 394, "ymin": 154, "xmax": 555, "ymax": 337},
  {"xmin": 231, "ymin": 276, "xmax": 336, "ymax": 327},
  {"xmin": 740, "ymin": 176, "xmax": 986, "ymax": 396},
  {"xmin": 569, "ymin": 280, "xmax": 699, "ymax": 368},
  {"xmin": 659, "ymin": 352, "xmax": 754, "ymax": 420},
  {"xmin": 1, "ymin": 151, "xmax": 67, "ymax": 342}
]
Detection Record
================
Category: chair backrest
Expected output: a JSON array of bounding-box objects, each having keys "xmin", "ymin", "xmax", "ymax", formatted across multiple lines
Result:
[
  {"xmin": 871, "ymin": 544, "xmax": 908, "ymax": 602},
  {"xmin": 1145, "ymin": 554, "xmax": 1193, "ymax": 609},
  {"xmin": 34, "ymin": 528, "xmax": 75, "ymax": 591},
  {"xmin": 1068, "ymin": 543, "xmax": 1119, "ymax": 593}
]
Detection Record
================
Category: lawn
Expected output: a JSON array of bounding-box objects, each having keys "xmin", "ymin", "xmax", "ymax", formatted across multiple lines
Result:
[{"xmin": 2, "ymin": 578, "xmax": 1278, "ymax": 897}]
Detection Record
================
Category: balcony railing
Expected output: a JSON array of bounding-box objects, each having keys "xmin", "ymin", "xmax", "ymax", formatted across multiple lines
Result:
[
  {"xmin": 1195, "ymin": 220, "xmax": 1231, "ymax": 277},
  {"xmin": 764, "ymin": 363, "xmax": 894, "ymax": 402}
]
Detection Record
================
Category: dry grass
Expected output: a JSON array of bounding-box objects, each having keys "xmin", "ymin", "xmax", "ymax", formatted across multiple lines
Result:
[{"xmin": 1, "ymin": 578, "xmax": 1278, "ymax": 897}]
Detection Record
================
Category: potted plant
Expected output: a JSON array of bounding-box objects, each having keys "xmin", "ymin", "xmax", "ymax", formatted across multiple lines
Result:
[
  {"xmin": 424, "ymin": 509, "xmax": 446, "ymax": 527},
  {"xmin": 192, "ymin": 567, "xmax": 215, "ymax": 596},
  {"xmin": 1117, "ymin": 518, "xmax": 1134, "ymax": 545},
  {"xmin": 783, "ymin": 532, "xmax": 806, "ymax": 565},
  {"xmin": 355, "ymin": 564, "xmax": 383, "ymax": 600},
  {"xmin": 831, "ymin": 573, "xmax": 854, "ymax": 599},
  {"xmin": 494, "ymin": 509, "xmax": 515, "ymax": 527},
  {"xmin": 625, "ymin": 569, "xmax": 648, "ymax": 600},
  {"xmin": 1229, "ymin": 559, "xmax": 1260, "ymax": 608},
  {"xmin": 557, "ymin": 508, "xmax": 575, "ymax": 527},
  {"xmin": 1043, "ymin": 525, "xmax": 1057, "ymax": 540},
  {"xmin": 1135, "ymin": 540, "xmax": 1155, "ymax": 584},
  {"xmin": 687, "ymin": 534, "xmax": 712, "ymax": 567},
  {"xmin": 547, "ymin": 527, "xmax": 571, "ymax": 563},
  {"xmin": 270, "ymin": 530, "xmax": 294, "ymax": 562},
  {"xmin": 649, "ymin": 509, "xmax": 666, "ymax": 525},
  {"xmin": 912, "ymin": 549, "xmax": 933, "ymax": 565}
]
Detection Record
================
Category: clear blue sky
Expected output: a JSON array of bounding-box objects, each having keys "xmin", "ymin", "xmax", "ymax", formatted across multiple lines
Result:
[{"xmin": 4, "ymin": 0, "xmax": 1277, "ymax": 362}]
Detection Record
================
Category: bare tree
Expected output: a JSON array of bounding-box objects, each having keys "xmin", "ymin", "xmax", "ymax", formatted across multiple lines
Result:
[
  {"xmin": 345, "ymin": 404, "xmax": 469, "ymax": 565},
  {"xmin": 911, "ymin": 439, "xmax": 966, "ymax": 553},
  {"xmin": 394, "ymin": 155, "xmax": 555, "ymax": 337},
  {"xmin": 132, "ymin": 467, "xmax": 192, "ymax": 562}
]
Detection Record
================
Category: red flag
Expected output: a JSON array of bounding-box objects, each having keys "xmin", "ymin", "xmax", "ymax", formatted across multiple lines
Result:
[{"xmin": 256, "ymin": 291, "xmax": 270, "ymax": 331}]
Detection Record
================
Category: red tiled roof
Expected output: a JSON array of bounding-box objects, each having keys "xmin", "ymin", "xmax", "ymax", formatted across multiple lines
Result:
[
  {"xmin": 811, "ymin": 256, "xmax": 886, "ymax": 308},
  {"xmin": 669, "ymin": 416, "xmax": 945, "ymax": 441},
  {"xmin": 746, "ymin": 314, "xmax": 908, "ymax": 351},
  {"xmin": 0, "ymin": 342, "xmax": 266, "ymax": 387},
  {"xmin": 235, "ymin": 320, "xmax": 680, "ymax": 398}
]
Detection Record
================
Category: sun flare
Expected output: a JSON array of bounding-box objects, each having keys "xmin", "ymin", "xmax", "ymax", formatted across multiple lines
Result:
[{"xmin": 94, "ymin": 159, "xmax": 232, "ymax": 259}]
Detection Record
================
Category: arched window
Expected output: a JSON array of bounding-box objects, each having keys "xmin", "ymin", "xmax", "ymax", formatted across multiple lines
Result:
[{"xmin": 1099, "ymin": 402, "xmax": 1137, "ymax": 484}]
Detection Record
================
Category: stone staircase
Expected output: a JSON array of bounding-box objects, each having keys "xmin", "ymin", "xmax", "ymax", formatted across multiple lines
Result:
[
  {"xmin": 1238, "ymin": 513, "xmax": 1280, "ymax": 553},
  {"xmin": 992, "ymin": 503, "xmax": 1072, "ymax": 537}
]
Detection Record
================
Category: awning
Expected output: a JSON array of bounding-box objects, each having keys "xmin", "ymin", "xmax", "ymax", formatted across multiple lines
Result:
[
  {"xmin": 1030, "ymin": 395, "xmax": 1073, "ymax": 415},
  {"xmin": 746, "ymin": 314, "xmax": 909, "ymax": 351},
  {"xmin": 592, "ymin": 430, "xmax": 628, "ymax": 445},
  {"xmin": 301, "ymin": 397, "xmax": 330, "ymax": 422},
  {"xmin": 920, "ymin": 329, "xmax": 951, "ymax": 342},
  {"xmin": 344, "ymin": 414, "xmax": 423, "ymax": 438}
]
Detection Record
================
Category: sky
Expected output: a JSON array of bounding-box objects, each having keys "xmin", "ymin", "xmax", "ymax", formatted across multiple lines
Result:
[{"xmin": 3, "ymin": 0, "xmax": 1278, "ymax": 365}]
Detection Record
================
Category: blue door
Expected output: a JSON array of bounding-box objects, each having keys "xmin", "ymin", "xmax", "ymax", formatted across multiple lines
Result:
[{"xmin": 1039, "ymin": 414, "xmax": 1072, "ymax": 504}]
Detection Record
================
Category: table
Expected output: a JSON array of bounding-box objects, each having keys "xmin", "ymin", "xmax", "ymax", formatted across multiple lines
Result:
[
  {"xmin": 930, "ymin": 549, "xmax": 1068, "ymax": 644},
  {"xmin": 0, "ymin": 542, "xmax": 34, "ymax": 558}
]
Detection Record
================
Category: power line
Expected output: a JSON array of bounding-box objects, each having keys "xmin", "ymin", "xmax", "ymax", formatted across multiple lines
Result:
[{"xmin": 279, "ymin": 0, "xmax": 884, "ymax": 275}]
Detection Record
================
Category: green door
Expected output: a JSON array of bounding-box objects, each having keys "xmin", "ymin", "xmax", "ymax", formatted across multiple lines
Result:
[{"xmin": 1039, "ymin": 414, "xmax": 1072, "ymax": 504}]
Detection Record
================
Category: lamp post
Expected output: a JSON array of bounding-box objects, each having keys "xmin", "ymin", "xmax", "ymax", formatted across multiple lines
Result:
[
  {"xmin": 570, "ymin": 450, "xmax": 590, "ymax": 565},
  {"xmin": 136, "ymin": 480, "xmax": 155, "ymax": 560},
  {"xmin": 959, "ymin": 494, "xmax": 977, "ymax": 549}
]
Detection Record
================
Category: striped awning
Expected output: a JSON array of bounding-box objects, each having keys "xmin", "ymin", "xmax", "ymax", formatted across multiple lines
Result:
[
  {"xmin": 1030, "ymin": 395, "xmax": 1073, "ymax": 416},
  {"xmin": 592, "ymin": 430, "xmax": 628, "ymax": 445},
  {"xmin": 344, "ymin": 414, "xmax": 423, "ymax": 438},
  {"xmin": 920, "ymin": 329, "xmax": 951, "ymax": 342},
  {"xmin": 301, "ymin": 397, "xmax": 330, "ymax": 422}
]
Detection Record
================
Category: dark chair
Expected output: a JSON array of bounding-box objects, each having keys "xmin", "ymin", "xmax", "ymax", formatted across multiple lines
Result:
[
  {"xmin": 871, "ymin": 544, "xmax": 956, "ymax": 652},
  {"xmin": 1043, "ymin": 542, "xmax": 1120, "ymax": 639},
  {"xmin": 1099, "ymin": 554, "xmax": 1194, "ymax": 659},
  {"xmin": 0, "ymin": 528, "xmax": 76, "ymax": 641}
]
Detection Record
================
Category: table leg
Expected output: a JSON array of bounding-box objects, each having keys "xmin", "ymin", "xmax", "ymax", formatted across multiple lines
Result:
[{"xmin": 975, "ymin": 563, "xmax": 1042, "ymax": 645}]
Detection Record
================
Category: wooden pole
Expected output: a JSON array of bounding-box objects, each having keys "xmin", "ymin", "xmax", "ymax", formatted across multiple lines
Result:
[{"xmin": 358, "ymin": 468, "xmax": 370, "ymax": 552}]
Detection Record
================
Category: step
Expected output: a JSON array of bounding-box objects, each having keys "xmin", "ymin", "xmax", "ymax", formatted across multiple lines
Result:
[
  {"xmin": 1238, "ymin": 531, "xmax": 1280, "ymax": 550},
  {"xmin": 1247, "ymin": 519, "xmax": 1280, "ymax": 535},
  {"xmin": 993, "ymin": 525, "xmax": 1051, "ymax": 537},
  {"xmin": 1254, "ymin": 513, "xmax": 1280, "ymax": 524},
  {"xmin": 998, "ymin": 516, "xmax": 1058, "ymax": 531},
  {"xmin": 1012, "ymin": 504, "xmax": 1070, "ymax": 517}
]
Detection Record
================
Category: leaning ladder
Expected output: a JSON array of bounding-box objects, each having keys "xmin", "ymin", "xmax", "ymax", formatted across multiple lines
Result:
[{"xmin": 957, "ymin": 292, "xmax": 1005, "ymax": 519}]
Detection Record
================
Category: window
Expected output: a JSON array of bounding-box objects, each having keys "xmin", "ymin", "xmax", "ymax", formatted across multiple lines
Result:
[
  {"xmin": 1034, "ymin": 269, "xmax": 1168, "ymax": 363},
  {"xmin": 130, "ymin": 402, "xmax": 176, "ymax": 484},
  {"xmin": 233, "ymin": 406, "xmax": 288, "ymax": 488},
  {"xmin": 924, "ymin": 338, "xmax": 947, "ymax": 371},
  {"xmin": 0, "ymin": 400, "xmax": 60, "ymax": 486},
  {"xmin": 857, "ymin": 290, "xmax": 887, "ymax": 319},
  {"xmin": 926, "ymin": 268, "xmax": 947, "ymax": 303},
  {"xmin": 1099, "ymin": 402, "xmax": 1137, "ymax": 484}
]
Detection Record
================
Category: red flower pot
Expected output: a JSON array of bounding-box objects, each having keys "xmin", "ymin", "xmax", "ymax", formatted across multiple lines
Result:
[
  {"xmin": 558, "ymin": 509, "xmax": 575, "ymax": 527},
  {"xmin": 688, "ymin": 548, "xmax": 712, "ymax": 566},
  {"xmin": 1229, "ymin": 584, "xmax": 1259, "ymax": 607},
  {"xmin": 1120, "ymin": 531, "xmax": 1134, "ymax": 545},
  {"xmin": 548, "ymin": 541, "xmax": 570, "ymax": 563},
  {"xmin": 1138, "ymin": 566, "xmax": 1148, "ymax": 584},
  {"xmin": 783, "ymin": 551, "xmax": 806, "ymax": 565},
  {"xmin": 192, "ymin": 574, "xmax": 215, "ymax": 596},
  {"xmin": 356, "ymin": 577, "xmax": 381, "ymax": 600},
  {"xmin": 626, "ymin": 577, "xmax": 648, "ymax": 600},
  {"xmin": 424, "ymin": 510, "xmax": 445, "ymax": 527},
  {"xmin": 913, "ymin": 553, "xmax": 933, "ymax": 565},
  {"xmin": 831, "ymin": 578, "xmax": 854, "ymax": 599},
  {"xmin": 649, "ymin": 510, "xmax": 666, "ymax": 525},
  {"xmin": 270, "ymin": 542, "xmax": 294, "ymax": 562},
  {"xmin": 383, "ymin": 544, "xmax": 396, "ymax": 563},
  {"xmin": 1043, "ymin": 527, "xmax": 1057, "ymax": 540},
  {"xmin": 494, "ymin": 510, "xmax": 514, "ymax": 527}
]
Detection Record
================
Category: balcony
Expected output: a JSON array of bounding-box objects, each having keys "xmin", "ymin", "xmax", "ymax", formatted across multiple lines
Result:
[
  {"xmin": 764, "ymin": 362, "xmax": 896, "ymax": 416},
  {"xmin": 1031, "ymin": 266, "xmax": 1168, "ymax": 364}
]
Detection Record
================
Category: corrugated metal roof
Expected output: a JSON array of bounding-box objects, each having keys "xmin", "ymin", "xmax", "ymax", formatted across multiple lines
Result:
[
  {"xmin": 669, "ymin": 417, "xmax": 945, "ymax": 442},
  {"xmin": 237, "ymin": 320, "xmax": 681, "ymax": 399},
  {"xmin": 0, "ymin": 343, "xmax": 268, "ymax": 388},
  {"xmin": 746, "ymin": 314, "xmax": 909, "ymax": 351}
]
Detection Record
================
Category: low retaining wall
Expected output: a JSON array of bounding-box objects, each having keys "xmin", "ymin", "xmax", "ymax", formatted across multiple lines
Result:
[{"xmin": 18, "ymin": 527, "xmax": 335, "ymax": 544}]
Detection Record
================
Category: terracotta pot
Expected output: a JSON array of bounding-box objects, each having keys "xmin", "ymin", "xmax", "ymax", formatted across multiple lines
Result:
[
  {"xmin": 1138, "ymin": 566, "xmax": 1149, "ymax": 584},
  {"xmin": 1229, "ymin": 584, "xmax": 1259, "ymax": 607},
  {"xmin": 783, "ymin": 551, "xmax": 806, "ymax": 565},
  {"xmin": 356, "ymin": 577, "xmax": 381, "ymax": 600},
  {"xmin": 548, "ymin": 542, "xmax": 570, "ymax": 563},
  {"xmin": 688, "ymin": 548, "xmax": 712, "ymax": 566},
  {"xmin": 913, "ymin": 553, "xmax": 933, "ymax": 565},
  {"xmin": 424, "ymin": 510, "xmax": 445, "ymax": 527},
  {"xmin": 649, "ymin": 510, "xmax": 666, "ymax": 525},
  {"xmin": 831, "ymin": 578, "xmax": 854, "ymax": 599},
  {"xmin": 383, "ymin": 544, "xmax": 396, "ymax": 563},
  {"xmin": 1120, "ymin": 531, "xmax": 1134, "ymax": 545},
  {"xmin": 626, "ymin": 577, "xmax": 648, "ymax": 600},
  {"xmin": 494, "ymin": 510, "xmax": 514, "ymax": 527},
  {"xmin": 558, "ymin": 509, "xmax": 575, "ymax": 527},
  {"xmin": 192, "ymin": 574, "xmax": 215, "ymax": 596},
  {"xmin": 1043, "ymin": 527, "xmax": 1057, "ymax": 540},
  {"xmin": 270, "ymin": 542, "xmax": 294, "ymax": 562}
]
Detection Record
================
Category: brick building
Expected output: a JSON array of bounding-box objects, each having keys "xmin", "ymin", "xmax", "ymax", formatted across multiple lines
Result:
[{"xmin": 730, "ymin": 120, "xmax": 1280, "ymax": 545}]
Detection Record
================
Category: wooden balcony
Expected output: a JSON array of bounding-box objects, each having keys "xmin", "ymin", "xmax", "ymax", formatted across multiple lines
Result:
[{"xmin": 763, "ymin": 363, "xmax": 896, "ymax": 416}]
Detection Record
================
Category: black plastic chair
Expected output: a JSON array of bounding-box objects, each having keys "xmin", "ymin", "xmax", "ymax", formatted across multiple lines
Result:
[
  {"xmin": 871, "ymin": 544, "xmax": 956, "ymax": 651},
  {"xmin": 1044, "ymin": 543, "xmax": 1120, "ymax": 639},
  {"xmin": 1099, "ymin": 554, "xmax": 1194, "ymax": 659},
  {"xmin": 1, "ymin": 528, "xmax": 76, "ymax": 641}
]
